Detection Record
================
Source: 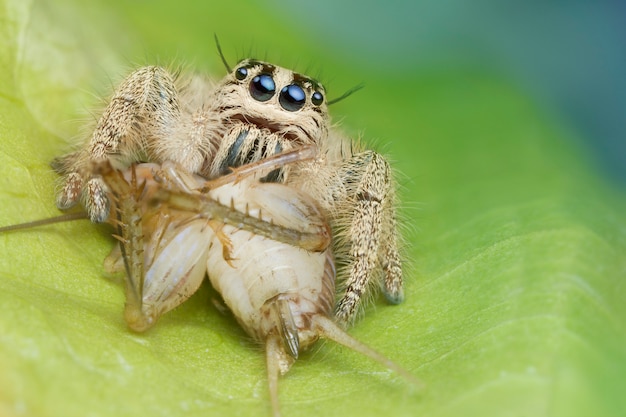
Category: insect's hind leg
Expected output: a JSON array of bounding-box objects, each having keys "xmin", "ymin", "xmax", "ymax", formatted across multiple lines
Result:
[
  {"xmin": 98, "ymin": 162, "xmax": 210, "ymax": 332},
  {"xmin": 199, "ymin": 145, "xmax": 318, "ymax": 191},
  {"xmin": 100, "ymin": 163, "xmax": 149, "ymax": 330},
  {"xmin": 162, "ymin": 147, "xmax": 330, "ymax": 253},
  {"xmin": 55, "ymin": 66, "xmax": 182, "ymax": 223}
]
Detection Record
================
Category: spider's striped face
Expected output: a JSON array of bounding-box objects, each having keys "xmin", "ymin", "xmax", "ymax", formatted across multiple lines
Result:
[{"xmin": 215, "ymin": 59, "xmax": 329, "ymax": 144}]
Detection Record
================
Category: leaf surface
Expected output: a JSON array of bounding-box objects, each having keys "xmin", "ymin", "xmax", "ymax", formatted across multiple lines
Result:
[{"xmin": 1, "ymin": 1, "xmax": 625, "ymax": 417}]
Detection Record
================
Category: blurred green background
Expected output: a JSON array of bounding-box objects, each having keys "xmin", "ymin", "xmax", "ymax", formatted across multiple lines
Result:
[
  {"xmin": 272, "ymin": 0, "xmax": 626, "ymax": 183},
  {"xmin": 1, "ymin": 1, "xmax": 625, "ymax": 417}
]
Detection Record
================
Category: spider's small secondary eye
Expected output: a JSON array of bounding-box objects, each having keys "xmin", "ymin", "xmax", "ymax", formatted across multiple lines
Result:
[
  {"xmin": 279, "ymin": 84, "xmax": 306, "ymax": 112},
  {"xmin": 250, "ymin": 74, "xmax": 275, "ymax": 102},
  {"xmin": 311, "ymin": 91, "xmax": 324, "ymax": 106},
  {"xmin": 235, "ymin": 67, "xmax": 248, "ymax": 80}
]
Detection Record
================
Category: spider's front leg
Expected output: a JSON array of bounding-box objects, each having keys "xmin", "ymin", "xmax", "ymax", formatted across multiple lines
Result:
[
  {"xmin": 54, "ymin": 66, "xmax": 182, "ymax": 223},
  {"xmin": 333, "ymin": 150, "xmax": 403, "ymax": 325}
]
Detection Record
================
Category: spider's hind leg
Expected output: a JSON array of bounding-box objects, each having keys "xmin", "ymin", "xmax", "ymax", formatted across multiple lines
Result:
[{"xmin": 333, "ymin": 150, "xmax": 403, "ymax": 325}]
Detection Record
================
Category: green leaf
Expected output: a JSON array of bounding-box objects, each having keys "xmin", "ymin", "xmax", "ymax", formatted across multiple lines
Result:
[{"xmin": 1, "ymin": 1, "xmax": 625, "ymax": 417}]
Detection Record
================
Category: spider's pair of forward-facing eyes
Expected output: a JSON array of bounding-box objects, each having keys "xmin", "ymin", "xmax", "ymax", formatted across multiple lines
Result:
[{"xmin": 234, "ymin": 66, "xmax": 324, "ymax": 112}]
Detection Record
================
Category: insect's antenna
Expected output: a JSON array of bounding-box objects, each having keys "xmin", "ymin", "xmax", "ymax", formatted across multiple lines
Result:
[
  {"xmin": 0, "ymin": 212, "xmax": 89, "ymax": 233},
  {"xmin": 312, "ymin": 314, "xmax": 423, "ymax": 388},
  {"xmin": 327, "ymin": 83, "xmax": 365, "ymax": 105},
  {"xmin": 266, "ymin": 335, "xmax": 285, "ymax": 417},
  {"xmin": 214, "ymin": 33, "xmax": 231, "ymax": 73}
]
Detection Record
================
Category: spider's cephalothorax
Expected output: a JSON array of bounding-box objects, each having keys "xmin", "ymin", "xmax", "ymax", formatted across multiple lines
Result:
[
  {"xmin": 206, "ymin": 59, "xmax": 329, "ymax": 175},
  {"xmin": 53, "ymin": 58, "xmax": 403, "ymax": 325},
  {"xmin": 54, "ymin": 60, "xmax": 329, "ymax": 223},
  {"xmin": 152, "ymin": 59, "xmax": 331, "ymax": 184}
]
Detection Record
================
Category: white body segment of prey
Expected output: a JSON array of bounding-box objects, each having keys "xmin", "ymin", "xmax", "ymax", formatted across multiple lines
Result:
[
  {"xmin": 204, "ymin": 181, "xmax": 335, "ymax": 351},
  {"xmin": 142, "ymin": 219, "xmax": 213, "ymax": 316}
]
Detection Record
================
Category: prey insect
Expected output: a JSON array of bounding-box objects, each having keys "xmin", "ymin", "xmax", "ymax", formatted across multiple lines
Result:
[
  {"xmin": 100, "ymin": 147, "xmax": 331, "ymax": 331},
  {"xmin": 53, "ymin": 42, "xmax": 403, "ymax": 325},
  {"xmin": 98, "ymin": 154, "xmax": 417, "ymax": 417}
]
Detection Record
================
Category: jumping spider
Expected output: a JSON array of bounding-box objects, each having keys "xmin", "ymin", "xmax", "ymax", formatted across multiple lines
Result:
[{"xmin": 52, "ymin": 52, "xmax": 404, "ymax": 325}]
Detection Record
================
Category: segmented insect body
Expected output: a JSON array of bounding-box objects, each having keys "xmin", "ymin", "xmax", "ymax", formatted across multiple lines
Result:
[
  {"xmin": 54, "ymin": 55, "xmax": 404, "ymax": 325},
  {"xmin": 100, "ymin": 151, "xmax": 331, "ymax": 332},
  {"xmin": 101, "ymin": 160, "xmax": 415, "ymax": 417}
]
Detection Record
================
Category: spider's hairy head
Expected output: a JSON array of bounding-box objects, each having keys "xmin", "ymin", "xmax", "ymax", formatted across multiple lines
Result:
[{"xmin": 212, "ymin": 59, "xmax": 330, "ymax": 145}]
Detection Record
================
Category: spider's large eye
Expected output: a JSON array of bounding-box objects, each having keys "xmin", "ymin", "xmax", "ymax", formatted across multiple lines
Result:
[
  {"xmin": 311, "ymin": 91, "xmax": 324, "ymax": 106},
  {"xmin": 279, "ymin": 84, "xmax": 306, "ymax": 112},
  {"xmin": 249, "ymin": 74, "xmax": 275, "ymax": 102},
  {"xmin": 235, "ymin": 67, "xmax": 248, "ymax": 80}
]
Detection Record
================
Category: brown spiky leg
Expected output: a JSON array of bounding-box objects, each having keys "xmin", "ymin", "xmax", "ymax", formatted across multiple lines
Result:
[
  {"xmin": 152, "ymin": 149, "xmax": 330, "ymax": 253},
  {"xmin": 334, "ymin": 150, "xmax": 403, "ymax": 325},
  {"xmin": 101, "ymin": 163, "xmax": 152, "ymax": 331},
  {"xmin": 98, "ymin": 162, "xmax": 211, "ymax": 332}
]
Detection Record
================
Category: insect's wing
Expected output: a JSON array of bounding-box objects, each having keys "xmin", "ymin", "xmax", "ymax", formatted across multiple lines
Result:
[
  {"xmin": 102, "ymin": 162, "xmax": 214, "ymax": 332},
  {"xmin": 132, "ymin": 216, "xmax": 213, "ymax": 331}
]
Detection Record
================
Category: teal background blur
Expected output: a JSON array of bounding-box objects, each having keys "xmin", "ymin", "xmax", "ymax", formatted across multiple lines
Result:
[
  {"xmin": 2, "ymin": 1, "xmax": 625, "ymax": 416},
  {"xmin": 267, "ymin": 0, "xmax": 626, "ymax": 182}
]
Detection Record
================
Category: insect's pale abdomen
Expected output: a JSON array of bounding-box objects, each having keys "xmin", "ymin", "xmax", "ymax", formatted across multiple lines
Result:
[
  {"xmin": 204, "ymin": 180, "xmax": 335, "ymax": 349},
  {"xmin": 207, "ymin": 230, "xmax": 333, "ymax": 341}
]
